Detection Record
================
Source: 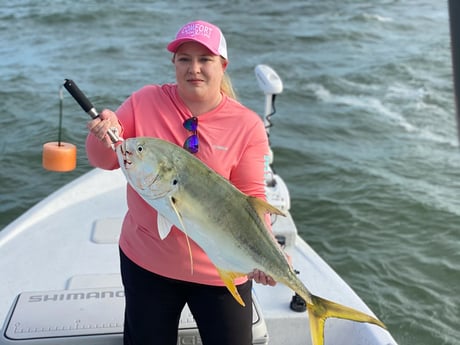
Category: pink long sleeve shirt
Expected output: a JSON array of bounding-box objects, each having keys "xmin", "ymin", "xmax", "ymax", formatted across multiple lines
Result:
[{"xmin": 86, "ymin": 84, "xmax": 270, "ymax": 286}]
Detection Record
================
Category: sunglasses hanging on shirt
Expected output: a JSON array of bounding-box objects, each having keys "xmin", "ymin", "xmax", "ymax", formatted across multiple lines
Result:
[{"xmin": 183, "ymin": 117, "xmax": 199, "ymax": 154}]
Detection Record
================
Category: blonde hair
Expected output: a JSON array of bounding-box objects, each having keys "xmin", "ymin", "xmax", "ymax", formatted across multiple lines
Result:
[{"xmin": 221, "ymin": 72, "xmax": 237, "ymax": 100}]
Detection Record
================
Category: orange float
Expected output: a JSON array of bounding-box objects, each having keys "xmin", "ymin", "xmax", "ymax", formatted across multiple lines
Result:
[
  {"xmin": 42, "ymin": 86, "xmax": 77, "ymax": 172},
  {"xmin": 42, "ymin": 141, "xmax": 77, "ymax": 172}
]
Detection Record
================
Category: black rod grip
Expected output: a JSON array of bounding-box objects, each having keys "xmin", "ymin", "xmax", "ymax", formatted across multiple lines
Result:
[
  {"xmin": 62, "ymin": 79, "xmax": 122, "ymax": 144},
  {"xmin": 63, "ymin": 79, "xmax": 98, "ymax": 118}
]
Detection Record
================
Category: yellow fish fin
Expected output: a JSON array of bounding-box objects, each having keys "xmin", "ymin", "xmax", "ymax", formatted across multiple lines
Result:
[
  {"xmin": 168, "ymin": 196, "xmax": 194, "ymax": 275},
  {"xmin": 215, "ymin": 267, "xmax": 247, "ymax": 307},
  {"xmin": 248, "ymin": 196, "xmax": 285, "ymax": 218},
  {"xmin": 307, "ymin": 294, "xmax": 387, "ymax": 345}
]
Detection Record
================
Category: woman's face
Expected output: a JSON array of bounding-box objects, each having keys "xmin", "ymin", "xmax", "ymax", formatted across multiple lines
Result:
[{"xmin": 174, "ymin": 41, "xmax": 227, "ymax": 103}]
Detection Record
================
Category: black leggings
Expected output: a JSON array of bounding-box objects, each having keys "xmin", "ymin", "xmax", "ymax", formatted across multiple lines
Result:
[{"xmin": 120, "ymin": 248, "xmax": 253, "ymax": 345}]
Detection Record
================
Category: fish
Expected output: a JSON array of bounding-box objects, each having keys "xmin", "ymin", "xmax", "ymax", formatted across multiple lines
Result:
[{"xmin": 116, "ymin": 136, "xmax": 386, "ymax": 345}]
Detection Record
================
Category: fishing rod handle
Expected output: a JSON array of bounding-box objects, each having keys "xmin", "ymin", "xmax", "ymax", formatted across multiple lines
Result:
[
  {"xmin": 63, "ymin": 79, "xmax": 98, "ymax": 118},
  {"xmin": 63, "ymin": 79, "xmax": 121, "ymax": 144}
]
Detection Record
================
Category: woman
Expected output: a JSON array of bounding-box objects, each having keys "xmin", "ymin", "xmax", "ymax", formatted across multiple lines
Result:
[{"xmin": 86, "ymin": 20, "xmax": 276, "ymax": 345}]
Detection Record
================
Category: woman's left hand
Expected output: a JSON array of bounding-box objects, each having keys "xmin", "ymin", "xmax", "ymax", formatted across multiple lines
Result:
[{"xmin": 248, "ymin": 269, "xmax": 277, "ymax": 286}]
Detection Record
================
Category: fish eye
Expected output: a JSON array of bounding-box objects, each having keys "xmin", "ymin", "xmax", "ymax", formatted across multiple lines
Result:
[
  {"xmin": 137, "ymin": 145, "xmax": 143, "ymax": 153},
  {"xmin": 172, "ymin": 179, "xmax": 178, "ymax": 185}
]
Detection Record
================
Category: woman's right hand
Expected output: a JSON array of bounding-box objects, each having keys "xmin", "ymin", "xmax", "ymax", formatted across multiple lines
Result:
[{"xmin": 87, "ymin": 109, "xmax": 121, "ymax": 148}]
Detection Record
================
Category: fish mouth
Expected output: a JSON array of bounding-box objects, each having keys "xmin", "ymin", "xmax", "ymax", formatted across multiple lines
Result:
[
  {"xmin": 119, "ymin": 142, "xmax": 133, "ymax": 168},
  {"xmin": 124, "ymin": 157, "xmax": 132, "ymax": 167}
]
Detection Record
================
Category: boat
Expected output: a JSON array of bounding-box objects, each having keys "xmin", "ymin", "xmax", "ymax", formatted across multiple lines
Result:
[{"xmin": 0, "ymin": 65, "xmax": 398, "ymax": 345}]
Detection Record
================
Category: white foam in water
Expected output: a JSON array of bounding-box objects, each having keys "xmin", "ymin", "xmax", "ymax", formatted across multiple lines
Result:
[{"xmin": 306, "ymin": 82, "xmax": 417, "ymax": 132}]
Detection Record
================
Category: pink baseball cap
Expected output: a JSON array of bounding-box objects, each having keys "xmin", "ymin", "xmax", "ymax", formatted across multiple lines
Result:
[{"xmin": 167, "ymin": 20, "xmax": 228, "ymax": 60}]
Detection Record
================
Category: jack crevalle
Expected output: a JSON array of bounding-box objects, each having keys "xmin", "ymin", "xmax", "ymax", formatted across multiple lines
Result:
[{"xmin": 116, "ymin": 136, "xmax": 386, "ymax": 345}]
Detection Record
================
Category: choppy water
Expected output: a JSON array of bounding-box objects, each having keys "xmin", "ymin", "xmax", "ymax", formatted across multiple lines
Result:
[{"xmin": 1, "ymin": 1, "xmax": 459, "ymax": 344}]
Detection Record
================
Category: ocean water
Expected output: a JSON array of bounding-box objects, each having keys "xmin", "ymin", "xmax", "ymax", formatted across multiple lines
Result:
[{"xmin": 1, "ymin": 1, "xmax": 458, "ymax": 344}]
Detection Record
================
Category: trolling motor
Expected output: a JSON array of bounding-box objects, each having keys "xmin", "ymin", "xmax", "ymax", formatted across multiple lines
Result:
[
  {"xmin": 255, "ymin": 64, "xmax": 283, "ymax": 135},
  {"xmin": 256, "ymin": 66, "xmax": 306, "ymax": 313},
  {"xmin": 255, "ymin": 64, "xmax": 283, "ymax": 185}
]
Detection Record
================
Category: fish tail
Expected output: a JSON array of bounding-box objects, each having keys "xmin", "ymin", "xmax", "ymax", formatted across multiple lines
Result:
[{"xmin": 307, "ymin": 294, "xmax": 386, "ymax": 345}]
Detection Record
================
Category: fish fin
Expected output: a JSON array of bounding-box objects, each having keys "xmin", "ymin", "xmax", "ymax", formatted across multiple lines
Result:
[
  {"xmin": 157, "ymin": 213, "xmax": 174, "ymax": 240},
  {"xmin": 248, "ymin": 196, "xmax": 286, "ymax": 220},
  {"xmin": 215, "ymin": 268, "xmax": 246, "ymax": 307},
  {"xmin": 307, "ymin": 294, "xmax": 387, "ymax": 345},
  {"xmin": 168, "ymin": 196, "xmax": 194, "ymax": 275},
  {"xmin": 184, "ymin": 233, "xmax": 194, "ymax": 275}
]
